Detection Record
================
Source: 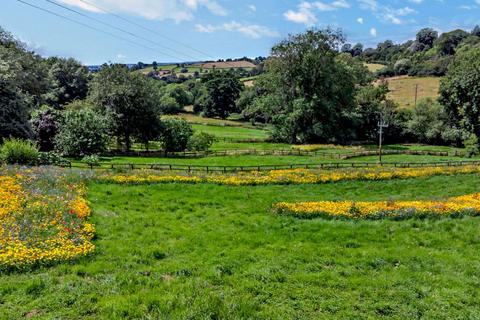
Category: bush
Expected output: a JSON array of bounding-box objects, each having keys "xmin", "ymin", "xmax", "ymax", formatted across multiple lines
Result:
[
  {"xmin": 158, "ymin": 95, "xmax": 182, "ymax": 114},
  {"xmin": 37, "ymin": 151, "xmax": 66, "ymax": 165},
  {"xmin": 394, "ymin": 59, "xmax": 412, "ymax": 75},
  {"xmin": 0, "ymin": 138, "xmax": 39, "ymax": 165},
  {"xmin": 55, "ymin": 108, "xmax": 110, "ymax": 157},
  {"xmin": 464, "ymin": 134, "xmax": 479, "ymax": 158},
  {"xmin": 81, "ymin": 154, "xmax": 100, "ymax": 167},
  {"xmin": 160, "ymin": 118, "xmax": 193, "ymax": 152},
  {"xmin": 187, "ymin": 132, "xmax": 215, "ymax": 152}
]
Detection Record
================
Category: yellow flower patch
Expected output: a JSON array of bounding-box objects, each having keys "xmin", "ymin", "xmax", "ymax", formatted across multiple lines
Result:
[
  {"xmin": 98, "ymin": 165, "xmax": 480, "ymax": 186},
  {"xmin": 0, "ymin": 168, "xmax": 95, "ymax": 269},
  {"xmin": 274, "ymin": 193, "xmax": 480, "ymax": 220}
]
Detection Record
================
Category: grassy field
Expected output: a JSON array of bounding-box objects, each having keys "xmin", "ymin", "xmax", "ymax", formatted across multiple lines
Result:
[
  {"xmin": 366, "ymin": 63, "xmax": 386, "ymax": 72},
  {"xmin": 192, "ymin": 124, "xmax": 269, "ymax": 141},
  {"xmin": 386, "ymin": 76, "xmax": 442, "ymax": 108},
  {"xmin": 2, "ymin": 174, "xmax": 480, "ymax": 319}
]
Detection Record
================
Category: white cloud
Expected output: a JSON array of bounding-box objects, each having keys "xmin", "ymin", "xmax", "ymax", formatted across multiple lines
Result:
[
  {"xmin": 195, "ymin": 21, "xmax": 279, "ymax": 39},
  {"xmin": 409, "ymin": 0, "xmax": 423, "ymax": 4},
  {"xmin": 357, "ymin": 17, "xmax": 364, "ymax": 24},
  {"xmin": 370, "ymin": 27, "xmax": 377, "ymax": 36},
  {"xmin": 116, "ymin": 53, "xmax": 127, "ymax": 60},
  {"xmin": 284, "ymin": 1, "xmax": 351, "ymax": 25},
  {"xmin": 247, "ymin": 4, "xmax": 257, "ymax": 12},
  {"xmin": 57, "ymin": 0, "xmax": 227, "ymax": 23},
  {"xmin": 357, "ymin": 0, "xmax": 416, "ymax": 25}
]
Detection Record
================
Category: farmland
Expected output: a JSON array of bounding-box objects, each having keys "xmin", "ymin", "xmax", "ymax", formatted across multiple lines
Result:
[{"xmin": 384, "ymin": 76, "xmax": 442, "ymax": 108}]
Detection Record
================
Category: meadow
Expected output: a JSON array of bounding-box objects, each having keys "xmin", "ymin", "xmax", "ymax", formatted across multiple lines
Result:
[
  {"xmin": 385, "ymin": 76, "xmax": 441, "ymax": 108},
  {"xmin": 1, "ymin": 172, "xmax": 480, "ymax": 319}
]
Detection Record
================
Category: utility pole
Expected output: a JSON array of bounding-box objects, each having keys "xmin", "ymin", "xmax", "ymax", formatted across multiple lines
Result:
[
  {"xmin": 378, "ymin": 113, "xmax": 389, "ymax": 165},
  {"xmin": 414, "ymin": 84, "xmax": 419, "ymax": 108}
]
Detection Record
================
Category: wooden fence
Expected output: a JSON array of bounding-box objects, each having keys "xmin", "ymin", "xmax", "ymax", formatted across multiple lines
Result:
[
  {"xmin": 65, "ymin": 160, "xmax": 480, "ymax": 172},
  {"xmin": 103, "ymin": 149, "xmax": 455, "ymax": 160}
]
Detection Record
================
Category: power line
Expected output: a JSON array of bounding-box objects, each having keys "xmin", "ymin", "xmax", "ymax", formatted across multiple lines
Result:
[
  {"xmin": 15, "ymin": 0, "xmax": 181, "ymax": 61},
  {"xmin": 75, "ymin": 0, "xmax": 239, "ymax": 68},
  {"xmin": 43, "ymin": 0, "xmax": 197, "ymax": 61},
  {"xmin": 76, "ymin": 0, "xmax": 215, "ymax": 60}
]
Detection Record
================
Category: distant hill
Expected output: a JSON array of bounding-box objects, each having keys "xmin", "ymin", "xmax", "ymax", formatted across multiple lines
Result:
[{"xmin": 200, "ymin": 61, "xmax": 256, "ymax": 69}]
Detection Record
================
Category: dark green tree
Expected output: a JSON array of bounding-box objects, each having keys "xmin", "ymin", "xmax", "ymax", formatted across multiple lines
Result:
[
  {"xmin": 196, "ymin": 71, "xmax": 244, "ymax": 119},
  {"xmin": 160, "ymin": 118, "xmax": 193, "ymax": 152},
  {"xmin": 89, "ymin": 64, "xmax": 162, "ymax": 151},
  {"xmin": 258, "ymin": 29, "xmax": 359, "ymax": 143},
  {"xmin": 43, "ymin": 57, "xmax": 90, "ymax": 108},
  {"xmin": 416, "ymin": 28, "xmax": 438, "ymax": 48},
  {"xmin": 439, "ymin": 47, "xmax": 480, "ymax": 140}
]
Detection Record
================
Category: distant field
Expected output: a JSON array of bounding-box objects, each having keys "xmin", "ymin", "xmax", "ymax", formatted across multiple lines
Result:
[
  {"xmin": 366, "ymin": 63, "xmax": 385, "ymax": 72},
  {"xmin": 385, "ymin": 76, "xmax": 442, "ymax": 108},
  {"xmin": 192, "ymin": 124, "xmax": 269, "ymax": 141},
  {"xmin": 199, "ymin": 61, "xmax": 256, "ymax": 69}
]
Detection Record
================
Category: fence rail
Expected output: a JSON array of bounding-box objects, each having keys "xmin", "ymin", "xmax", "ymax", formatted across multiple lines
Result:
[
  {"xmin": 103, "ymin": 149, "xmax": 457, "ymax": 159},
  {"xmin": 67, "ymin": 160, "xmax": 480, "ymax": 172}
]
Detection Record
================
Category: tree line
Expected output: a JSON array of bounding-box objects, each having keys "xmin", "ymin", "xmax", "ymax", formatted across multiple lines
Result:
[{"xmin": 1, "ymin": 25, "xmax": 480, "ymax": 161}]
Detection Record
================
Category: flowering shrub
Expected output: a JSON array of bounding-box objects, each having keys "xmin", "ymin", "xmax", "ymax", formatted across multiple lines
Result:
[
  {"xmin": 0, "ymin": 167, "xmax": 95, "ymax": 270},
  {"xmin": 97, "ymin": 165, "xmax": 480, "ymax": 186},
  {"xmin": 274, "ymin": 194, "xmax": 480, "ymax": 220}
]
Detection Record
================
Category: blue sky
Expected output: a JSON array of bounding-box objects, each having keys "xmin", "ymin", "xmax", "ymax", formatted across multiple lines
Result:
[{"xmin": 1, "ymin": 0, "xmax": 480, "ymax": 64}]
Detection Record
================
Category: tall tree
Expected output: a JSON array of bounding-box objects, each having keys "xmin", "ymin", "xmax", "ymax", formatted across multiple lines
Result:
[
  {"xmin": 89, "ymin": 64, "xmax": 162, "ymax": 151},
  {"xmin": 196, "ymin": 71, "xmax": 243, "ymax": 119},
  {"xmin": 43, "ymin": 57, "xmax": 90, "ymax": 108},
  {"xmin": 258, "ymin": 29, "xmax": 359, "ymax": 143},
  {"xmin": 439, "ymin": 47, "xmax": 480, "ymax": 140}
]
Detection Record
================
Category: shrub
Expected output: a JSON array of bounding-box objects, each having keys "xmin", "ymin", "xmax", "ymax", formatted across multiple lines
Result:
[
  {"xmin": 187, "ymin": 132, "xmax": 215, "ymax": 151},
  {"xmin": 394, "ymin": 59, "xmax": 412, "ymax": 75},
  {"xmin": 55, "ymin": 108, "xmax": 110, "ymax": 157},
  {"xmin": 0, "ymin": 138, "xmax": 39, "ymax": 165},
  {"xmin": 464, "ymin": 134, "xmax": 479, "ymax": 158},
  {"xmin": 160, "ymin": 118, "xmax": 193, "ymax": 152},
  {"xmin": 81, "ymin": 154, "xmax": 100, "ymax": 167},
  {"xmin": 37, "ymin": 151, "xmax": 66, "ymax": 165},
  {"xmin": 158, "ymin": 95, "xmax": 182, "ymax": 115}
]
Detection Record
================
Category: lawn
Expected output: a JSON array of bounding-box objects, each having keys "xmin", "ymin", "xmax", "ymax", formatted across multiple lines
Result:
[
  {"xmin": 386, "ymin": 76, "xmax": 442, "ymax": 108},
  {"xmin": 1, "ymin": 174, "xmax": 480, "ymax": 319},
  {"xmin": 192, "ymin": 124, "xmax": 269, "ymax": 141}
]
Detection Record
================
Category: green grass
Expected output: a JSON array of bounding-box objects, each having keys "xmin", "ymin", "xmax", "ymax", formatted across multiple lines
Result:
[
  {"xmin": 386, "ymin": 76, "xmax": 442, "ymax": 109},
  {"xmin": 192, "ymin": 124, "xmax": 269, "ymax": 141},
  {"xmin": 366, "ymin": 63, "xmax": 386, "ymax": 72},
  {"xmin": 2, "ymin": 174, "xmax": 480, "ymax": 319},
  {"xmin": 69, "ymin": 154, "xmax": 476, "ymax": 169}
]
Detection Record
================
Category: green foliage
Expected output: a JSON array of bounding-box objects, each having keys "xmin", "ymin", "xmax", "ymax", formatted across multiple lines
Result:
[
  {"xmin": 196, "ymin": 71, "xmax": 244, "ymax": 119},
  {"xmin": 464, "ymin": 134, "xmax": 480, "ymax": 158},
  {"xmin": 158, "ymin": 95, "xmax": 182, "ymax": 115},
  {"xmin": 405, "ymin": 98, "xmax": 453, "ymax": 144},
  {"xmin": 81, "ymin": 154, "xmax": 101, "ymax": 167},
  {"xmin": 43, "ymin": 57, "xmax": 90, "ymax": 107},
  {"xmin": 439, "ymin": 46, "xmax": 480, "ymax": 140},
  {"xmin": 160, "ymin": 118, "xmax": 193, "ymax": 152},
  {"xmin": 187, "ymin": 132, "xmax": 215, "ymax": 151},
  {"xmin": 162, "ymin": 84, "xmax": 193, "ymax": 106},
  {"xmin": 37, "ymin": 151, "xmax": 66, "ymax": 166},
  {"xmin": 393, "ymin": 58, "xmax": 412, "ymax": 75},
  {"xmin": 89, "ymin": 64, "xmax": 162, "ymax": 151},
  {"xmin": 0, "ymin": 138, "xmax": 39, "ymax": 165},
  {"xmin": 436, "ymin": 29, "xmax": 469, "ymax": 55},
  {"xmin": 55, "ymin": 107, "xmax": 110, "ymax": 157},
  {"xmin": 259, "ymin": 29, "xmax": 359, "ymax": 144},
  {"xmin": 416, "ymin": 28, "xmax": 438, "ymax": 48}
]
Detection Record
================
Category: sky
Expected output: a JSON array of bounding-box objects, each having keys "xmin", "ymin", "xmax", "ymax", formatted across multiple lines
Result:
[{"xmin": 1, "ymin": 0, "xmax": 480, "ymax": 65}]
